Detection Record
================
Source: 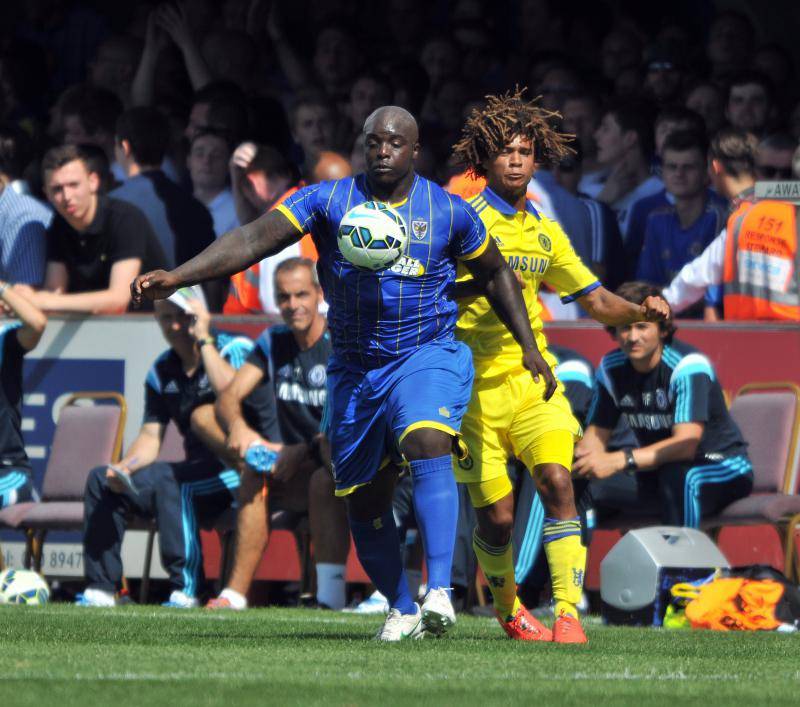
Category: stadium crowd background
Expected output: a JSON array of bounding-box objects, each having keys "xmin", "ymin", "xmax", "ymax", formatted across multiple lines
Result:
[
  {"xmin": 1, "ymin": 0, "xmax": 799, "ymax": 317},
  {"xmin": 1, "ymin": 0, "xmax": 800, "ymax": 610}
]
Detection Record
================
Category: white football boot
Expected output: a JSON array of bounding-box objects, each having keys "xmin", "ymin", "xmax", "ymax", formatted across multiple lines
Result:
[
  {"xmin": 421, "ymin": 588, "xmax": 456, "ymax": 637},
  {"xmin": 374, "ymin": 603, "xmax": 424, "ymax": 641}
]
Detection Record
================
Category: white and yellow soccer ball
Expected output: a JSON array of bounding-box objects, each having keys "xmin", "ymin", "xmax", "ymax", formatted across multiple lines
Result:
[
  {"xmin": 337, "ymin": 201, "xmax": 408, "ymax": 271},
  {"xmin": 0, "ymin": 568, "xmax": 50, "ymax": 605}
]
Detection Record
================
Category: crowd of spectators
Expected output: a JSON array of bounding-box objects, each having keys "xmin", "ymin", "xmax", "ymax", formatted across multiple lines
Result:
[{"xmin": 1, "ymin": 0, "xmax": 799, "ymax": 319}]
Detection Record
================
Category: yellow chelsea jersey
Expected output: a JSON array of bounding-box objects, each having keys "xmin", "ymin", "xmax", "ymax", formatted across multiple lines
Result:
[{"xmin": 455, "ymin": 187, "xmax": 599, "ymax": 377}]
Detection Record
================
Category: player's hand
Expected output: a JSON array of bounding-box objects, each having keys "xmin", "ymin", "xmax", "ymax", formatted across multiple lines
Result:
[
  {"xmin": 522, "ymin": 346, "xmax": 557, "ymax": 401},
  {"xmin": 513, "ymin": 270, "xmax": 526, "ymax": 290},
  {"xmin": 270, "ymin": 443, "xmax": 307, "ymax": 483},
  {"xmin": 573, "ymin": 450, "xmax": 623, "ymax": 479},
  {"xmin": 640, "ymin": 295, "xmax": 670, "ymax": 322},
  {"xmin": 131, "ymin": 270, "xmax": 179, "ymax": 306},
  {"xmin": 186, "ymin": 298, "xmax": 211, "ymax": 341},
  {"xmin": 226, "ymin": 419, "xmax": 277, "ymax": 460},
  {"xmin": 105, "ymin": 465, "xmax": 131, "ymax": 494}
]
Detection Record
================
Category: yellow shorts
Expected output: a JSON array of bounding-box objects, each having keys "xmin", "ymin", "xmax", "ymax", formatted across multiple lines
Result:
[
  {"xmin": 464, "ymin": 429, "xmax": 576, "ymax": 507},
  {"xmin": 455, "ymin": 364, "xmax": 581, "ymax": 487}
]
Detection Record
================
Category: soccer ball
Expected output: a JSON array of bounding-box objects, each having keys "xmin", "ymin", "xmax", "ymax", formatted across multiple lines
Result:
[
  {"xmin": 337, "ymin": 201, "xmax": 408, "ymax": 271},
  {"xmin": 0, "ymin": 568, "xmax": 49, "ymax": 605}
]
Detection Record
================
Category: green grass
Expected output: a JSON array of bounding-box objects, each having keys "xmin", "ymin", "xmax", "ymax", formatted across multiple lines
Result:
[{"xmin": 0, "ymin": 605, "xmax": 798, "ymax": 707}]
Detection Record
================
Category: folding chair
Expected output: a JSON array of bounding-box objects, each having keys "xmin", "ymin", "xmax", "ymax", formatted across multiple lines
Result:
[
  {"xmin": 702, "ymin": 382, "xmax": 800, "ymax": 580},
  {"xmin": 17, "ymin": 392, "xmax": 126, "ymax": 571}
]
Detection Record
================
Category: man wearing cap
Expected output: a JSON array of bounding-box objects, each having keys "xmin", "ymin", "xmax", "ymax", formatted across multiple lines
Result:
[{"xmin": 77, "ymin": 288, "xmax": 281, "ymax": 607}]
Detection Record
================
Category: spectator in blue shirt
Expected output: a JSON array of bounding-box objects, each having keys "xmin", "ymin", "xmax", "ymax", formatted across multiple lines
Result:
[
  {"xmin": 112, "ymin": 107, "xmax": 215, "ymax": 269},
  {"xmin": 552, "ymin": 141, "xmax": 626, "ymax": 292},
  {"xmin": 625, "ymin": 107, "xmax": 708, "ymax": 278},
  {"xmin": 636, "ymin": 131, "xmax": 727, "ymax": 307},
  {"xmin": 0, "ymin": 127, "xmax": 51, "ymax": 286}
]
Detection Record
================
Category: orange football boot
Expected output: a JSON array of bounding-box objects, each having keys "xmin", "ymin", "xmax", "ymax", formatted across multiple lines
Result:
[
  {"xmin": 553, "ymin": 610, "xmax": 588, "ymax": 643},
  {"xmin": 497, "ymin": 605, "xmax": 553, "ymax": 641}
]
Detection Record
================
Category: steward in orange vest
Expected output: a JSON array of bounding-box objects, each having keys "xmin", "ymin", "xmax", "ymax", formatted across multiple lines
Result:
[
  {"xmin": 722, "ymin": 196, "xmax": 800, "ymax": 320},
  {"xmin": 223, "ymin": 186, "xmax": 318, "ymax": 314}
]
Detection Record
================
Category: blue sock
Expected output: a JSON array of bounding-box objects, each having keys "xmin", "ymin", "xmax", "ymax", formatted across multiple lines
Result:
[
  {"xmin": 410, "ymin": 455, "xmax": 458, "ymax": 593},
  {"xmin": 349, "ymin": 511, "xmax": 416, "ymax": 614}
]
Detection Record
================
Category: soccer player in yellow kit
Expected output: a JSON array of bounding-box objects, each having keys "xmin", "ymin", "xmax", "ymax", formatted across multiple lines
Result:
[{"xmin": 452, "ymin": 91, "xmax": 670, "ymax": 643}]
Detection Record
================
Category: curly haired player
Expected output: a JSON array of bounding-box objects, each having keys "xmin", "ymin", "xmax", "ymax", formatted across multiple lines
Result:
[{"xmin": 451, "ymin": 89, "xmax": 670, "ymax": 643}]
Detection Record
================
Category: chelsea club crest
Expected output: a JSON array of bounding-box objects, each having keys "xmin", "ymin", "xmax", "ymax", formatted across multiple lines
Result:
[{"xmin": 538, "ymin": 233, "xmax": 552, "ymax": 251}]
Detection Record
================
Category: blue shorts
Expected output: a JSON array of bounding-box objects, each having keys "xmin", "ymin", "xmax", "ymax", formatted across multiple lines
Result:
[{"xmin": 327, "ymin": 340, "xmax": 474, "ymax": 496}]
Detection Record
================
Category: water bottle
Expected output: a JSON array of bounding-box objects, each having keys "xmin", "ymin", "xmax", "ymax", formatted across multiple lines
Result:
[{"xmin": 245, "ymin": 443, "xmax": 278, "ymax": 475}]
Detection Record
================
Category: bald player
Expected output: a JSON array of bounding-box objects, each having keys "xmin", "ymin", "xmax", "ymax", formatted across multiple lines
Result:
[{"xmin": 133, "ymin": 106, "xmax": 554, "ymax": 641}]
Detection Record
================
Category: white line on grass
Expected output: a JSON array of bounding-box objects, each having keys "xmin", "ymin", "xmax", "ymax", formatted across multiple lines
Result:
[
  {"xmin": 22, "ymin": 608, "xmax": 362, "ymax": 625},
  {"xmin": 2, "ymin": 669, "xmax": 798, "ymax": 684}
]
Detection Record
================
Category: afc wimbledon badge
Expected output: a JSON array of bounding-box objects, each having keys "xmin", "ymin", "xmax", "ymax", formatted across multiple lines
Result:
[{"xmin": 411, "ymin": 220, "xmax": 429, "ymax": 241}]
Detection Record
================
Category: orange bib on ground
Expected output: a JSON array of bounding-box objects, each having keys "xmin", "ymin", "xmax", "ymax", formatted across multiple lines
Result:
[{"xmin": 684, "ymin": 577, "xmax": 784, "ymax": 631}]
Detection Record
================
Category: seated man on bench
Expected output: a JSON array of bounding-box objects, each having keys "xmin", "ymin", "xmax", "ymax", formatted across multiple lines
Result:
[
  {"xmin": 79, "ymin": 290, "xmax": 277, "ymax": 607},
  {"xmin": 209, "ymin": 257, "xmax": 349, "ymax": 610},
  {"xmin": 574, "ymin": 281, "xmax": 753, "ymax": 528}
]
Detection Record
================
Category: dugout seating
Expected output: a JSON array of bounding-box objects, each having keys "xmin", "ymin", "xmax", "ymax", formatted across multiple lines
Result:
[
  {"xmin": 701, "ymin": 382, "xmax": 800, "ymax": 580},
  {"xmin": 133, "ymin": 422, "xmax": 243, "ymax": 603},
  {"xmin": 586, "ymin": 382, "xmax": 800, "ymax": 588},
  {"xmin": 141, "ymin": 424, "xmax": 314, "ymax": 604},
  {"xmin": 14, "ymin": 392, "xmax": 126, "ymax": 572}
]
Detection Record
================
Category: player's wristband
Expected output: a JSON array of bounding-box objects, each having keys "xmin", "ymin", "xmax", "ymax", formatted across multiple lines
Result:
[
  {"xmin": 0, "ymin": 281, "xmax": 8, "ymax": 298},
  {"xmin": 198, "ymin": 336, "xmax": 216, "ymax": 348},
  {"xmin": 623, "ymin": 448, "xmax": 638, "ymax": 472}
]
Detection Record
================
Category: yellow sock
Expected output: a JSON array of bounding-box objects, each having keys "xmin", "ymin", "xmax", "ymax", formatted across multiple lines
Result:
[
  {"xmin": 472, "ymin": 529, "xmax": 520, "ymax": 619},
  {"xmin": 542, "ymin": 518, "xmax": 586, "ymax": 618}
]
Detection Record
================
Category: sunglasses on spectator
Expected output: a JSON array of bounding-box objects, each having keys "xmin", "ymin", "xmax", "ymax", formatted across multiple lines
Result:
[{"xmin": 758, "ymin": 166, "xmax": 794, "ymax": 179}]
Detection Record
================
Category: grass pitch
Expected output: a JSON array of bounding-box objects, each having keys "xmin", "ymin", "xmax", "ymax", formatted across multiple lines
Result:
[{"xmin": 1, "ymin": 605, "xmax": 798, "ymax": 706}]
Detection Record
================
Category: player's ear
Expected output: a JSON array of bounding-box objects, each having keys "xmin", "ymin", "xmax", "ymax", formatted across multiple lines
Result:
[{"xmin": 412, "ymin": 141, "xmax": 420, "ymax": 159}]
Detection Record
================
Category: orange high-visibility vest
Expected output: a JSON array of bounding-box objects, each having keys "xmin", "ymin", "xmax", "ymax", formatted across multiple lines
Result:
[
  {"xmin": 722, "ymin": 199, "xmax": 800, "ymax": 320},
  {"xmin": 223, "ymin": 186, "xmax": 318, "ymax": 315},
  {"xmin": 445, "ymin": 172, "xmax": 486, "ymax": 199}
]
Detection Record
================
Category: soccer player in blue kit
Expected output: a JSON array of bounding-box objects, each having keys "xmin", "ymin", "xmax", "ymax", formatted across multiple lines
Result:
[{"xmin": 132, "ymin": 106, "xmax": 554, "ymax": 641}]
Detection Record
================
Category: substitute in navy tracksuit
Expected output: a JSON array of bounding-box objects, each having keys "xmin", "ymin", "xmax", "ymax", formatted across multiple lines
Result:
[{"xmin": 81, "ymin": 298, "xmax": 280, "ymax": 603}]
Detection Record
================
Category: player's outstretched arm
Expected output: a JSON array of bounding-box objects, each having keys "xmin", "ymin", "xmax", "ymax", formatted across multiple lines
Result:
[
  {"xmin": 578, "ymin": 286, "xmax": 671, "ymax": 326},
  {"xmin": 463, "ymin": 239, "xmax": 557, "ymax": 399},
  {"xmin": 131, "ymin": 210, "xmax": 302, "ymax": 305}
]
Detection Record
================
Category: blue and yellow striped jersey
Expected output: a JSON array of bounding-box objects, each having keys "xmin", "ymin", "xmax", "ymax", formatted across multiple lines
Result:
[
  {"xmin": 456, "ymin": 187, "xmax": 599, "ymax": 377},
  {"xmin": 278, "ymin": 174, "xmax": 488, "ymax": 369}
]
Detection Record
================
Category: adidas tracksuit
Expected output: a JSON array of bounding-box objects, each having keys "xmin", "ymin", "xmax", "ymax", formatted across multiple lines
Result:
[
  {"xmin": 82, "ymin": 332, "xmax": 280, "ymax": 597},
  {"xmin": 0, "ymin": 322, "xmax": 35, "ymax": 510}
]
